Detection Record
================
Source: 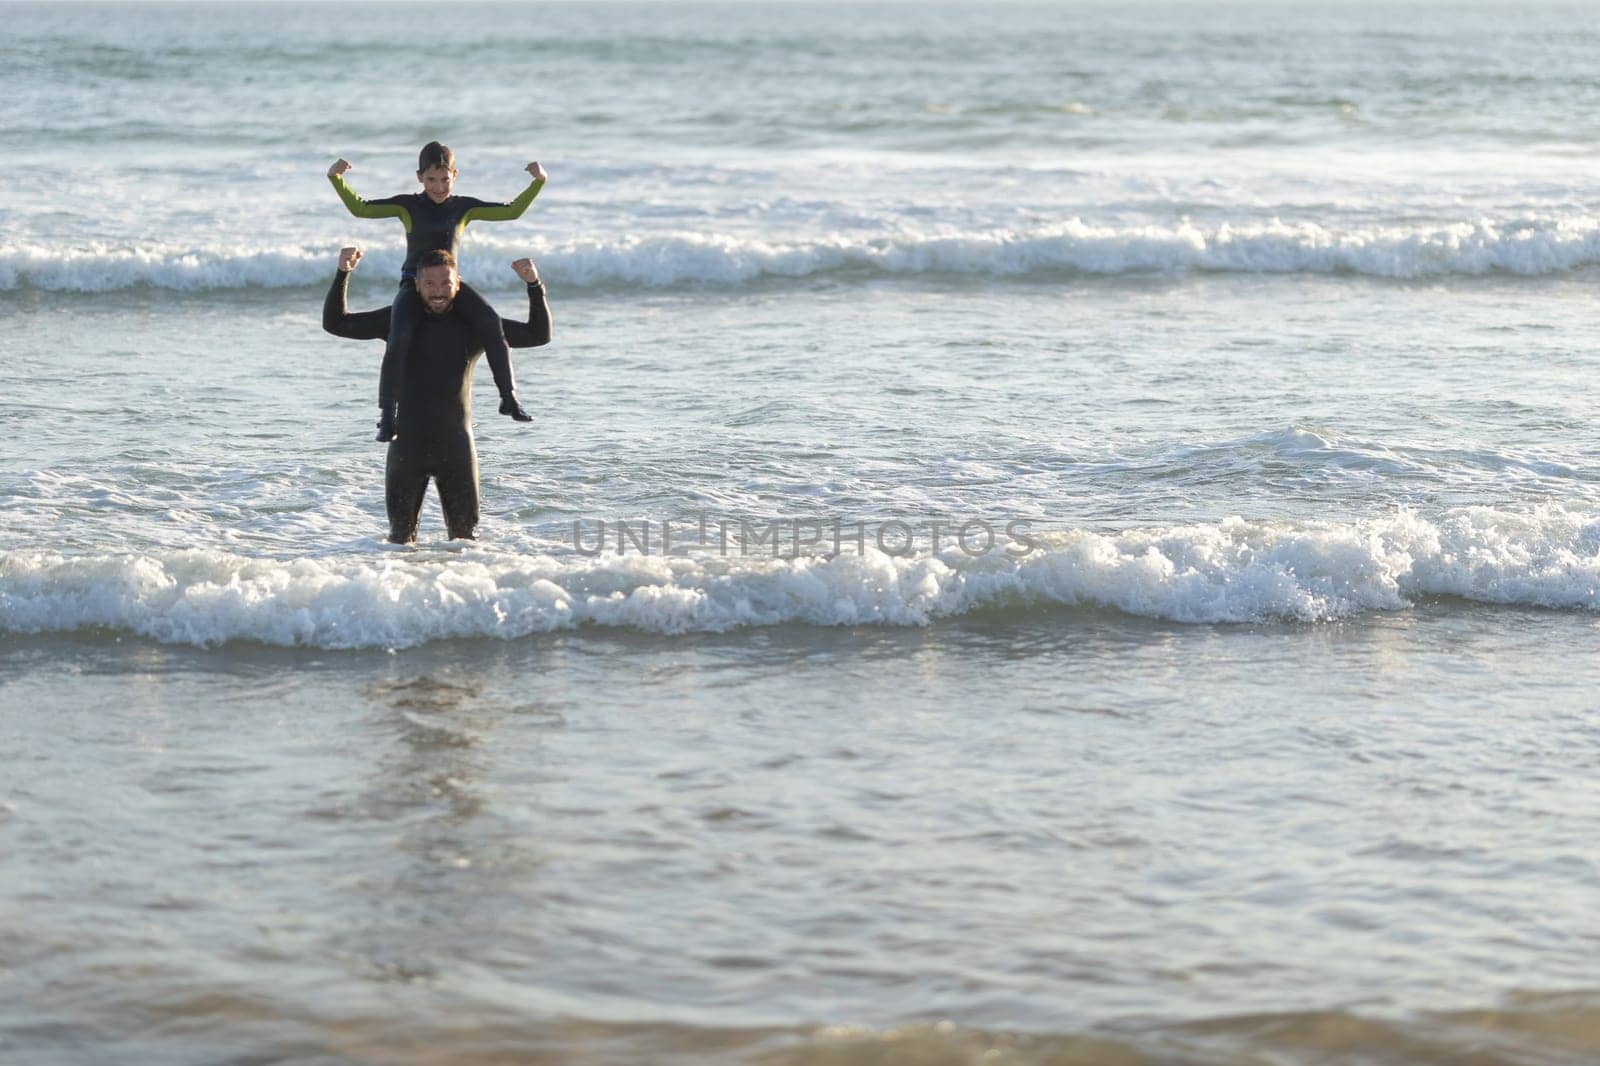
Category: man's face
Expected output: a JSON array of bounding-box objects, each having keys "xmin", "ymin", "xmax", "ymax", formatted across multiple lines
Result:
[
  {"xmin": 415, "ymin": 264, "xmax": 460, "ymax": 315},
  {"xmin": 418, "ymin": 165, "xmax": 455, "ymax": 204}
]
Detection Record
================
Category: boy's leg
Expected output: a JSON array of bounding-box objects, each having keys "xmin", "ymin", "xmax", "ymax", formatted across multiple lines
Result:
[
  {"xmin": 377, "ymin": 285, "xmax": 421, "ymax": 441},
  {"xmin": 455, "ymin": 282, "xmax": 530, "ymax": 421}
]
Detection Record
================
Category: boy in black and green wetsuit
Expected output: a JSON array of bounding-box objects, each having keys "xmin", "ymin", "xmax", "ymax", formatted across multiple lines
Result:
[{"xmin": 328, "ymin": 141, "xmax": 546, "ymax": 441}]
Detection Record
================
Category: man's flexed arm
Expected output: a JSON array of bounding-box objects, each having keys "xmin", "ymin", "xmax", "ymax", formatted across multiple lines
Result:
[
  {"xmin": 322, "ymin": 247, "xmax": 393, "ymax": 340},
  {"xmin": 502, "ymin": 257, "xmax": 551, "ymax": 349}
]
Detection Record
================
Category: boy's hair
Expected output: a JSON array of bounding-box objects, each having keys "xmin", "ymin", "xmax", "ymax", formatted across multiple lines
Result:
[
  {"xmin": 417, "ymin": 249, "xmax": 457, "ymax": 272},
  {"xmin": 418, "ymin": 141, "xmax": 456, "ymax": 174}
]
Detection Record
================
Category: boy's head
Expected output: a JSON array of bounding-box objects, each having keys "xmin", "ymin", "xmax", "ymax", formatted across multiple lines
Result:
[
  {"xmin": 417, "ymin": 141, "xmax": 457, "ymax": 204},
  {"xmin": 414, "ymin": 249, "xmax": 460, "ymax": 314}
]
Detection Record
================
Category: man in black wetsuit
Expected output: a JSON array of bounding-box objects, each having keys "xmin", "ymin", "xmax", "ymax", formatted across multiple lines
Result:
[{"xmin": 322, "ymin": 246, "xmax": 551, "ymax": 543}]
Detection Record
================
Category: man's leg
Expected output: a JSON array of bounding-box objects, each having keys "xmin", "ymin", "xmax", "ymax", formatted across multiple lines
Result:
[
  {"xmin": 434, "ymin": 437, "xmax": 481, "ymax": 541},
  {"xmin": 376, "ymin": 286, "xmax": 421, "ymax": 441},
  {"xmin": 384, "ymin": 444, "xmax": 429, "ymax": 544}
]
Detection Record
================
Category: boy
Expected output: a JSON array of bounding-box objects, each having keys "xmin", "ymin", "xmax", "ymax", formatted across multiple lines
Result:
[{"xmin": 328, "ymin": 141, "xmax": 546, "ymax": 441}]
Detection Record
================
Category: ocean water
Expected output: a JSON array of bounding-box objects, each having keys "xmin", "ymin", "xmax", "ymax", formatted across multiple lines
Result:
[{"xmin": 4, "ymin": 2, "xmax": 1600, "ymax": 1063}]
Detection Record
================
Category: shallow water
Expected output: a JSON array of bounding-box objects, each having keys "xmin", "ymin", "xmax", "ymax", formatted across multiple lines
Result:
[
  {"xmin": 5, "ymin": 2, "xmax": 1600, "ymax": 1063},
  {"xmin": 6, "ymin": 607, "xmax": 1600, "ymax": 1063}
]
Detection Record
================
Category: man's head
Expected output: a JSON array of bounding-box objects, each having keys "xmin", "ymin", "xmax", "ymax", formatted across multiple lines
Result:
[
  {"xmin": 417, "ymin": 141, "xmax": 457, "ymax": 204},
  {"xmin": 414, "ymin": 249, "xmax": 460, "ymax": 314}
]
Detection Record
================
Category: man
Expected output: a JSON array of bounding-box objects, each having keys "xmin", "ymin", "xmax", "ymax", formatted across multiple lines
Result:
[{"xmin": 322, "ymin": 246, "xmax": 551, "ymax": 543}]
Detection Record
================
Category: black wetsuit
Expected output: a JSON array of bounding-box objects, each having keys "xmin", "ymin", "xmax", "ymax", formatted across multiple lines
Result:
[
  {"xmin": 322, "ymin": 269, "xmax": 552, "ymax": 542},
  {"xmin": 329, "ymin": 173, "xmax": 545, "ymax": 408}
]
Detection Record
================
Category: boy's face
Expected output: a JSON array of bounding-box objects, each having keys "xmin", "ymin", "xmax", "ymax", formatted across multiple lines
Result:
[
  {"xmin": 418, "ymin": 165, "xmax": 456, "ymax": 204},
  {"xmin": 415, "ymin": 264, "xmax": 460, "ymax": 314}
]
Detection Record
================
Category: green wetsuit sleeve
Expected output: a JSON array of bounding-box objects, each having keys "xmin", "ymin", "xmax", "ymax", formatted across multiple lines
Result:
[
  {"xmin": 329, "ymin": 173, "xmax": 413, "ymax": 233},
  {"xmin": 322, "ymin": 270, "xmax": 393, "ymax": 340},
  {"xmin": 503, "ymin": 281, "xmax": 551, "ymax": 349},
  {"xmin": 459, "ymin": 179, "xmax": 545, "ymax": 228}
]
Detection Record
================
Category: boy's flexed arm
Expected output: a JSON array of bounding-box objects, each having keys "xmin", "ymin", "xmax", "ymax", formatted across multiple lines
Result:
[
  {"xmin": 327, "ymin": 158, "xmax": 413, "ymax": 230},
  {"xmin": 459, "ymin": 161, "xmax": 548, "ymax": 226},
  {"xmin": 322, "ymin": 247, "xmax": 393, "ymax": 340}
]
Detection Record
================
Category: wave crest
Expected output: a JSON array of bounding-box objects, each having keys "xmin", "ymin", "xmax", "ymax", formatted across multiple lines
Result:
[
  {"xmin": 2, "ymin": 507, "xmax": 1597, "ymax": 648},
  {"xmin": 7, "ymin": 216, "xmax": 1600, "ymax": 293}
]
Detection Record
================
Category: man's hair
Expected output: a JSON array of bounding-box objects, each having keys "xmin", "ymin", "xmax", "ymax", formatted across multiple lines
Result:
[
  {"xmin": 418, "ymin": 141, "xmax": 456, "ymax": 173},
  {"xmin": 417, "ymin": 249, "xmax": 457, "ymax": 272}
]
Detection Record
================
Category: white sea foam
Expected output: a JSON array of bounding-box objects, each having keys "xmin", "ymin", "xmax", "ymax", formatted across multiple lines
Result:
[
  {"xmin": 3, "ymin": 508, "xmax": 1596, "ymax": 648},
  {"xmin": 8, "ymin": 216, "xmax": 1600, "ymax": 293}
]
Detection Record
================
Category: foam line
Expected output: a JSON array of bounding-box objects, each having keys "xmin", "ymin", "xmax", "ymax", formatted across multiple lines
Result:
[
  {"xmin": 7, "ymin": 216, "xmax": 1600, "ymax": 292},
  {"xmin": 3, "ymin": 507, "xmax": 1596, "ymax": 648}
]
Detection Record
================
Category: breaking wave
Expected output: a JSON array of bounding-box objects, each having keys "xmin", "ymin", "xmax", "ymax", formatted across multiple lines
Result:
[
  {"xmin": 8, "ymin": 215, "xmax": 1600, "ymax": 293},
  {"xmin": 2, "ymin": 507, "xmax": 1597, "ymax": 648}
]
